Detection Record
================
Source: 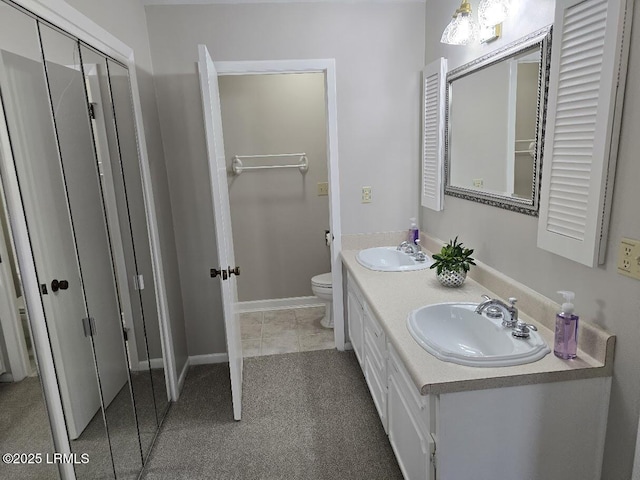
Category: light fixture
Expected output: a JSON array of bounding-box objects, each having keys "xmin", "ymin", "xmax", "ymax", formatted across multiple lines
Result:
[
  {"xmin": 440, "ymin": 0, "xmax": 480, "ymax": 46},
  {"xmin": 478, "ymin": 0, "xmax": 511, "ymax": 27},
  {"xmin": 479, "ymin": 23, "xmax": 502, "ymax": 43}
]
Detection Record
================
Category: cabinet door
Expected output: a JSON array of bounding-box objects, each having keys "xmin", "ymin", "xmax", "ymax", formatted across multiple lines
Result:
[
  {"xmin": 347, "ymin": 288, "xmax": 364, "ymax": 366},
  {"xmin": 388, "ymin": 359, "xmax": 433, "ymax": 480},
  {"xmin": 364, "ymin": 333, "xmax": 387, "ymax": 431}
]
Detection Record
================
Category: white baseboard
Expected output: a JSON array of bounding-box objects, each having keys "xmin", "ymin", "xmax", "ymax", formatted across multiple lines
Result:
[
  {"xmin": 237, "ymin": 296, "xmax": 324, "ymax": 313},
  {"xmin": 189, "ymin": 353, "xmax": 229, "ymax": 366},
  {"xmin": 134, "ymin": 358, "xmax": 165, "ymax": 372}
]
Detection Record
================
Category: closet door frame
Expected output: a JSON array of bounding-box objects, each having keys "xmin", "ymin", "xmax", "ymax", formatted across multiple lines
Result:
[{"xmin": 0, "ymin": 0, "xmax": 177, "ymax": 477}]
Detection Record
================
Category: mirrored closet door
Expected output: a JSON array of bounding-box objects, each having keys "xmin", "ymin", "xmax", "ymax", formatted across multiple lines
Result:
[
  {"xmin": 0, "ymin": 148, "xmax": 58, "ymax": 480},
  {"xmin": 0, "ymin": 1, "xmax": 169, "ymax": 478}
]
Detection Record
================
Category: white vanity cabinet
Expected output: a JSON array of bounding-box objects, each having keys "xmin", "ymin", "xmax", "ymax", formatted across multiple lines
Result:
[{"xmin": 343, "ymin": 272, "xmax": 611, "ymax": 480}]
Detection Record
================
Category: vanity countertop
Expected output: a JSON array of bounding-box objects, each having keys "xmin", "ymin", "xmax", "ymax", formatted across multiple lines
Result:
[{"xmin": 341, "ymin": 246, "xmax": 614, "ymax": 396}]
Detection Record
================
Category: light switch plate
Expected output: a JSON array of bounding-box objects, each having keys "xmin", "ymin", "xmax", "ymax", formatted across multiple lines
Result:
[
  {"xmin": 361, "ymin": 186, "xmax": 372, "ymax": 203},
  {"xmin": 317, "ymin": 182, "xmax": 329, "ymax": 196},
  {"xmin": 617, "ymin": 237, "xmax": 640, "ymax": 280}
]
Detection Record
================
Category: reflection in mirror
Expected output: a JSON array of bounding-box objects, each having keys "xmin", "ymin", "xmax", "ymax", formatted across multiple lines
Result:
[
  {"xmin": 445, "ymin": 26, "xmax": 552, "ymax": 215},
  {"xmin": 0, "ymin": 167, "xmax": 58, "ymax": 480},
  {"xmin": 38, "ymin": 23, "xmax": 142, "ymax": 479},
  {"xmin": 80, "ymin": 44, "xmax": 162, "ymax": 461},
  {"xmin": 0, "ymin": 4, "xmax": 113, "ymax": 479},
  {"xmin": 106, "ymin": 59, "xmax": 170, "ymax": 427}
]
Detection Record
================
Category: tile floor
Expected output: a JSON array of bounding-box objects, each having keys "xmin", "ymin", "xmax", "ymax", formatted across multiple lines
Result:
[{"xmin": 240, "ymin": 306, "xmax": 335, "ymax": 357}]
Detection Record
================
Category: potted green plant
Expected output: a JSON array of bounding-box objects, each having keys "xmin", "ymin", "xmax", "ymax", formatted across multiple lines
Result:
[{"xmin": 430, "ymin": 237, "xmax": 476, "ymax": 287}]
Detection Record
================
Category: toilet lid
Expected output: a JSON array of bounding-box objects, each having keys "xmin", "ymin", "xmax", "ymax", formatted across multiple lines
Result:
[{"xmin": 311, "ymin": 273, "xmax": 332, "ymax": 287}]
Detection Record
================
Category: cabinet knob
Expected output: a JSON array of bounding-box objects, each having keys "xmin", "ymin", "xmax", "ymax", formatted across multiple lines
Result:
[{"xmin": 228, "ymin": 266, "xmax": 240, "ymax": 276}]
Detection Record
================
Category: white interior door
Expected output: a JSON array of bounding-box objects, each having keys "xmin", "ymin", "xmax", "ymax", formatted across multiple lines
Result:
[{"xmin": 197, "ymin": 44, "xmax": 243, "ymax": 421}]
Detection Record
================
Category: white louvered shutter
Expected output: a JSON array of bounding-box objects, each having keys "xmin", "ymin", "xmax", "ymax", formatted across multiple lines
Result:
[
  {"xmin": 537, "ymin": 0, "xmax": 631, "ymax": 267},
  {"xmin": 421, "ymin": 58, "xmax": 447, "ymax": 211}
]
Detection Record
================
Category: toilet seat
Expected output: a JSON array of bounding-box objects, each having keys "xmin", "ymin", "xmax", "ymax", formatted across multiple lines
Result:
[
  {"xmin": 311, "ymin": 273, "xmax": 332, "ymax": 288},
  {"xmin": 311, "ymin": 273, "xmax": 333, "ymax": 329}
]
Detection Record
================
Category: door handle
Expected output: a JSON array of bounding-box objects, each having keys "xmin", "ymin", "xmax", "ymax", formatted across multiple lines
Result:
[
  {"xmin": 51, "ymin": 279, "xmax": 69, "ymax": 292},
  {"xmin": 210, "ymin": 268, "xmax": 228, "ymax": 280},
  {"xmin": 228, "ymin": 266, "xmax": 240, "ymax": 276}
]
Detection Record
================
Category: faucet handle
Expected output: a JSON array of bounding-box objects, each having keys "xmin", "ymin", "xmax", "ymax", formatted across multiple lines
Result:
[
  {"xmin": 508, "ymin": 297, "xmax": 517, "ymax": 306},
  {"xmin": 512, "ymin": 319, "xmax": 537, "ymax": 339},
  {"xmin": 482, "ymin": 294, "xmax": 491, "ymax": 301}
]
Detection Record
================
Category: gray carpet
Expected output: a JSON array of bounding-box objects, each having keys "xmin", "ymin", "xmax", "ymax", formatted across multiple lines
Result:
[
  {"xmin": 0, "ymin": 370, "xmax": 167, "ymax": 480},
  {"xmin": 141, "ymin": 350, "xmax": 403, "ymax": 480},
  {"xmin": 0, "ymin": 377, "xmax": 58, "ymax": 480}
]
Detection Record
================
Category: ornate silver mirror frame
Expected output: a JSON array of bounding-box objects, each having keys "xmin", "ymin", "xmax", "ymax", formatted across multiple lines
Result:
[{"xmin": 444, "ymin": 26, "xmax": 552, "ymax": 216}]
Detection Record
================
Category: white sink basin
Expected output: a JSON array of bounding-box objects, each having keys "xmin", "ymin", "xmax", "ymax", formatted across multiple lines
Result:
[
  {"xmin": 407, "ymin": 302, "xmax": 550, "ymax": 367},
  {"xmin": 356, "ymin": 247, "xmax": 432, "ymax": 272}
]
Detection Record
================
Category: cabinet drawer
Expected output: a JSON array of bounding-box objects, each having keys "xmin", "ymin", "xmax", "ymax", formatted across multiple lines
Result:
[
  {"xmin": 364, "ymin": 304, "xmax": 386, "ymax": 355},
  {"xmin": 388, "ymin": 345, "xmax": 429, "ymax": 427},
  {"xmin": 364, "ymin": 354, "xmax": 388, "ymax": 432},
  {"xmin": 364, "ymin": 329, "xmax": 386, "ymax": 378}
]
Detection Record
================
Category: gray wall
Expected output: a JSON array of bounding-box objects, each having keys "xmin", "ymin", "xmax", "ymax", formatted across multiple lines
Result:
[
  {"xmin": 219, "ymin": 73, "xmax": 330, "ymax": 302},
  {"xmin": 145, "ymin": 2, "xmax": 426, "ymax": 356},
  {"xmin": 63, "ymin": 0, "xmax": 188, "ymax": 381},
  {"xmin": 423, "ymin": 0, "xmax": 640, "ymax": 477}
]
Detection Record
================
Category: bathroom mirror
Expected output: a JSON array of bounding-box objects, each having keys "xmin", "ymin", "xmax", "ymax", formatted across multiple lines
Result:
[{"xmin": 445, "ymin": 26, "xmax": 552, "ymax": 215}]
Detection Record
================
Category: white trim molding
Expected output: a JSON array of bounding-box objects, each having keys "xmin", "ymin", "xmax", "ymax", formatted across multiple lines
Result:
[
  {"xmin": 189, "ymin": 353, "xmax": 229, "ymax": 365},
  {"xmin": 237, "ymin": 296, "xmax": 324, "ymax": 313}
]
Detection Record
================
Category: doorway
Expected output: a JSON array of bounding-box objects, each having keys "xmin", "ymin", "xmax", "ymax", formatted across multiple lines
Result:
[
  {"xmin": 218, "ymin": 72, "xmax": 332, "ymax": 357},
  {"xmin": 214, "ymin": 59, "xmax": 345, "ymax": 352}
]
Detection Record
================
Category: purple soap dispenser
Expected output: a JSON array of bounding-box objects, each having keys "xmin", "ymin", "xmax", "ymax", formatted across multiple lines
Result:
[{"xmin": 554, "ymin": 291, "xmax": 579, "ymax": 360}]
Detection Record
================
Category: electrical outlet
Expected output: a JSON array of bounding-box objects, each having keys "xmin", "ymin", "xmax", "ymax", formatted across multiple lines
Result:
[
  {"xmin": 617, "ymin": 238, "xmax": 640, "ymax": 280},
  {"xmin": 473, "ymin": 178, "xmax": 484, "ymax": 188},
  {"xmin": 361, "ymin": 186, "xmax": 372, "ymax": 203},
  {"xmin": 317, "ymin": 182, "xmax": 329, "ymax": 196}
]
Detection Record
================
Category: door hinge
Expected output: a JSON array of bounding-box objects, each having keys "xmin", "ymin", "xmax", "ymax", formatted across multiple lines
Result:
[
  {"xmin": 133, "ymin": 274, "xmax": 145, "ymax": 290},
  {"xmin": 88, "ymin": 102, "xmax": 97, "ymax": 120},
  {"xmin": 82, "ymin": 317, "xmax": 96, "ymax": 337}
]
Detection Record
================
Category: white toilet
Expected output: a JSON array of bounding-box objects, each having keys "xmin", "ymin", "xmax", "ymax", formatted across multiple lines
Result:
[{"xmin": 311, "ymin": 272, "xmax": 333, "ymax": 329}]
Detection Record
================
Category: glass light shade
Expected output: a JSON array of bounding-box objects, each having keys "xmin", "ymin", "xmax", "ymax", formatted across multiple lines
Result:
[
  {"xmin": 441, "ymin": 17, "xmax": 457, "ymax": 44},
  {"xmin": 448, "ymin": 13, "xmax": 479, "ymax": 45},
  {"xmin": 478, "ymin": 0, "xmax": 510, "ymax": 27}
]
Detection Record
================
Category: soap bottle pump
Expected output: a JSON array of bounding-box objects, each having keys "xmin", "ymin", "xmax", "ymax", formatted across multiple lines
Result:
[
  {"xmin": 554, "ymin": 291, "xmax": 579, "ymax": 360},
  {"xmin": 408, "ymin": 217, "xmax": 419, "ymax": 244}
]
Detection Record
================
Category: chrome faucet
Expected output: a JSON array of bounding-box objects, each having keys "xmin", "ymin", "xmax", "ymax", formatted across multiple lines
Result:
[
  {"xmin": 475, "ymin": 295, "xmax": 519, "ymax": 328},
  {"xmin": 397, "ymin": 240, "xmax": 428, "ymax": 262},
  {"xmin": 397, "ymin": 241, "xmax": 417, "ymax": 255}
]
